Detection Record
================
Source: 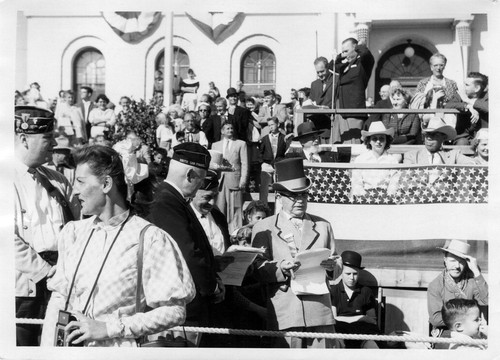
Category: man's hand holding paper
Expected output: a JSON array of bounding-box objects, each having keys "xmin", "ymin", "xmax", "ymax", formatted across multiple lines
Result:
[{"xmin": 290, "ymin": 248, "xmax": 332, "ymax": 295}]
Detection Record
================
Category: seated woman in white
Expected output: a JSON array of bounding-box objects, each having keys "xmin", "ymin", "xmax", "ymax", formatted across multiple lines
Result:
[{"xmin": 351, "ymin": 122, "xmax": 400, "ymax": 197}]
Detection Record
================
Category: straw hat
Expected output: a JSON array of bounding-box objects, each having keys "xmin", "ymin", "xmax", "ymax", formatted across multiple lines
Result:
[
  {"xmin": 361, "ymin": 121, "xmax": 395, "ymax": 139},
  {"xmin": 422, "ymin": 116, "xmax": 457, "ymax": 141},
  {"xmin": 438, "ymin": 239, "xmax": 470, "ymax": 260}
]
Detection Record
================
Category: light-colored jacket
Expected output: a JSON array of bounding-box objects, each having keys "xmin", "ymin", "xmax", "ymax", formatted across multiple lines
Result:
[{"xmin": 251, "ymin": 211, "xmax": 337, "ymax": 330}]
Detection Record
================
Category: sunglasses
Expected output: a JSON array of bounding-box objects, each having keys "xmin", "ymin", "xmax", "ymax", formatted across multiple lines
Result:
[{"xmin": 279, "ymin": 192, "xmax": 308, "ymax": 200}]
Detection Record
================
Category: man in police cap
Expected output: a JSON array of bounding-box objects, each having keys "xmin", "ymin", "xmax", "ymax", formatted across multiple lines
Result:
[
  {"xmin": 148, "ymin": 143, "xmax": 224, "ymax": 346},
  {"xmin": 14, "ymin": 105, "xmax": 80, "ymax": 345}
]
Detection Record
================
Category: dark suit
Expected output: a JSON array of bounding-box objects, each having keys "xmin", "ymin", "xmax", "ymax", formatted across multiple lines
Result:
[
  {"xmin": 365, "ymin": 98, "xmax": 392, "ymax": 129},
  {"xmin": 285, "ymin": 149, "xmax": 341, "ymax": 163},
  {"xmin": 310, "ymin": 73, "xmax": 334, "ymax": 108},
  {"xmin": 201, "ymin": 115, "xmax": 222, "ymax": 148},
  {"xmin": 78, "ymin": 100, "xmax": 95, "ymax": 140},
  {"xmin": 260, "ymin": 133, "xmax": 287, "ymax": 165},
  {"xmin": 148, "ymin": 182, "xmax": 218, "ymax": 323},
  {"xmin": 228, "ymin": 106, "xmax": 250, "ymax": 142},
  {"xmin": 333, "ymin": 44, "xmax": 375, "ymax": 143},
  {"xmin": 446, "ymin": 92, "xmax": 489, "ymax": 143}
]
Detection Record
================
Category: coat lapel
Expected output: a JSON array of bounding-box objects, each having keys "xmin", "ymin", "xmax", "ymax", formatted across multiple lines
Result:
[{"xmin": 301, "ymin": 214, "xmax": 320, "ymax": 251}]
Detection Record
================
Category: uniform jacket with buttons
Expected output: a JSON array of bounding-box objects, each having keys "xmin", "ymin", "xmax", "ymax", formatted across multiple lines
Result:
[{"xmin": 15, "ymin": 163, "xmax": 80, "ymax": 297}]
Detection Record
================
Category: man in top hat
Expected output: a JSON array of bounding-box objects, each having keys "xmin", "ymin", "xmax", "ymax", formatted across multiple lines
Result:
[
  {"xmin": 286, "ymin": 122, "xmax": 344, "ymax": 163},
  {"xmin": 212, "ymin": 122, "xmax": 249, "ymax": 233},
  {"xmin": 14, "ymin": 105, "xmax": 80, "ymax": 345},
  {"xmin": 148, "ymin": 143, "xmax": 224, "ymax": 345},
  {"xmin": 427, "ymin": 239, "xmax": 488, "ymax": 332},
  {"xmin": 330, "ymin": 251, "xmax": 380, "ymax": 349},
  {"xmin": 404, "ymin": 116, "xmax": 474, "ymax": 166},
  {"xmin": 226, "ymin": 87, "xmax": 250, "ymax": 142},
  {"xmin": 251, "ymin": 158, "xmax": 340, "ymax": 348}
]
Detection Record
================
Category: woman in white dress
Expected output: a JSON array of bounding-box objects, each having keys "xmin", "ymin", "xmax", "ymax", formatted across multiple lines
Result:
[
  {"xmin": 351, "ymin": 122, "xmax": 400, "ymax": 197},
  {"xmin": 180, "ymin": 69, "xmax": 199, "ymax": 111},
  {"xmin": 88, "ymin": 94, "xmax": 116, "ymax": 139}
]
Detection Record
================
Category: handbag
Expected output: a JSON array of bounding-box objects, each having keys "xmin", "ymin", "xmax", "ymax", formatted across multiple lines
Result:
[{"xmin": 135, "ymin": 224, "xmax": 191, "ymax": 348}]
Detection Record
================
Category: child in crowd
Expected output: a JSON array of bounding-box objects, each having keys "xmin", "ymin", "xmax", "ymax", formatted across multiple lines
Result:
[
  {"xmin": 148, "ymin": 148, "xmax": 169, "ymax": 183},
  {"xmin": 330, "ymin": 251, "xmax": 380, "ymax": 349},
  {"xmin": 442, "ymin": 298, "xmax": 487, "ymax": 350},
  {"xmin": 231, "ymin": 200, "xmax": 270, "ymax": 246}
]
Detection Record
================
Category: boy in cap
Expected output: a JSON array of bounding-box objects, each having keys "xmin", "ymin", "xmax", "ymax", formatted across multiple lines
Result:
[
  {"xmin": 330, "ymin": 251, "xmax": 379, "ymax": 348},
  {"xmin": 251, "ymin": 158, "xmax": 340, "ymax": 348},
  {"xmin": 14, "ymin": 106, "xmax": 80, "ymax": 345}
]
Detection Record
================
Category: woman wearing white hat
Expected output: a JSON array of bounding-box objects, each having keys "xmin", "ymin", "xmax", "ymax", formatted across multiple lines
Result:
[
  {"xmin": 472, "ymin": 128, "xmax": 488, "ymax": 165},
  {"xmin": 427, "ymin": 239, "xmax": 488, "ymax": 343},
  {"xmin": 351, "ymin": 122, "xmax": 400, "ymax": 197}
]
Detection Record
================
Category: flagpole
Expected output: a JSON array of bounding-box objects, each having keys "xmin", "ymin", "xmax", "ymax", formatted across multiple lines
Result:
[{"xmin": 163, "ymin": 11, "xmax": 174, "ymax": 106}]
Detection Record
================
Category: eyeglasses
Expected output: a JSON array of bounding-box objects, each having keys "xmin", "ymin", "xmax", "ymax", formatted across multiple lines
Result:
[{"xmin": 198, "ymin": 109, "xmax": 209, "ymax": 112}]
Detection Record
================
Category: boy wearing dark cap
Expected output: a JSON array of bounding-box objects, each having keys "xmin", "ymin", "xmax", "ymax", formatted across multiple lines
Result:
[{"xmin": 330, "ymin": 251, "xmax": 380, "ymax": 348}]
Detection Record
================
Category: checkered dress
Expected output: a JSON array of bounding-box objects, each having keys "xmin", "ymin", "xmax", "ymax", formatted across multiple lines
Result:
[{"xmin": 41, "ymin": 211, "xmax": 195, "ymax": 347}]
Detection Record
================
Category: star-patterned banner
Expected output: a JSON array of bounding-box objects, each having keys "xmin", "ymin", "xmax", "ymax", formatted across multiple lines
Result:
[
  {"xmin": 305, "ymin": 165, "xmax": 488, "ymax": 205},
  {"xmin": 304, "ymin": 164, "xmax": 488, "ymax": 241}
]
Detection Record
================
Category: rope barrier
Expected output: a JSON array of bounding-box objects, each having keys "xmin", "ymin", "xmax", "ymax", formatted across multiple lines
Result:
[{"xmin": 15, "ymin": 318, "xmax": 487, "ymax": 346}]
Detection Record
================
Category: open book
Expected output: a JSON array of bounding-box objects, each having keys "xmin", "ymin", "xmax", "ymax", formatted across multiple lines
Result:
[{"xmin": 217, "ymin": 245, "xmax": 265, "ymax": 286}]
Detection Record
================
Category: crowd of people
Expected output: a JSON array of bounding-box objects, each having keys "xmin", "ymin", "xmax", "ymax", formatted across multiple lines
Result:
[{"xmin": 14, "ymin": 36, "xmax": 488, "ymax": 350}]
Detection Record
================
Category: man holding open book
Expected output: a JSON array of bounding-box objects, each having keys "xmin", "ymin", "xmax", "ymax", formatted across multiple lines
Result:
[{"xmin": 251, "ymin": 158, "xmax": 341, "ymax": 348}]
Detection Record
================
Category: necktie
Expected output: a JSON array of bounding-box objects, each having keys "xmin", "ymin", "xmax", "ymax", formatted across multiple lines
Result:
[
  {"xmin": 28, "ymin": 167, "xmax": 74, "ymax": 223},
  {"xmin": 270, "ymin": 106, "xmax": 273, "ymax": 117},
  {"xmin": 187, "ymin": 132, "xmax": 193, "ymax": 143}
]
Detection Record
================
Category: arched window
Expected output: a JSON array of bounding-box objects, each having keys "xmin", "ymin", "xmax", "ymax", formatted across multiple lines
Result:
[
  {"xmin": 73, "ymin": 48, "xmax": 105, "ymax": 101},
  {"xmin": 155, "ymin": 47, "xmax": 190, "ymax": 94},
  {"xmin": 375, "ymin": 43, "xmax": 433, "ymax": 100},
  {"xmin": 241, "ymin": 47, "xmax": 275, "ymax": 96}
]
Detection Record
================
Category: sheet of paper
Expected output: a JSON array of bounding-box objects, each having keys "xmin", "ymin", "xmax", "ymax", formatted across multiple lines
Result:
[
  {"xmin": 217, "ymin": 246, "xmax": 265, "ymax": 286},
  {"xmin": 290, "ymin": 248, "xmax": 331, "ymax": 295}
]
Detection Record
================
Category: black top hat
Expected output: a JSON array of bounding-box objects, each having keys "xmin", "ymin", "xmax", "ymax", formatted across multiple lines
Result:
[
  {"xmin": 272, "ymin": 158, "xmax": 311, "ymax": 193},
  {"xmin": 292, "ymin": 121, "xmax": 325, "ymax": 141},
  {"xmin": 199, "ymin": 170, "xmax": 219, "ymax": 190},
  {"xmin": 172, "ymin": 142, "xmax": 211, "ymax": 170},
  {"xmin": 341, "ymin": 251, "xmax": 364, "ymax": 270},
  {"xmin": 15, "ymin": 105, "xmax": 54, "ymax": 134},
  {"xmin": 226, "ymin": 87, "xmax": 238, "ymax": 98}
]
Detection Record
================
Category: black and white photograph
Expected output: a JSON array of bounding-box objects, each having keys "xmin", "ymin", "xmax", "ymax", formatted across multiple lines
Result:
[{"xmin": 1, "ymin": 0, "xmax": 498, "ymax": 359}]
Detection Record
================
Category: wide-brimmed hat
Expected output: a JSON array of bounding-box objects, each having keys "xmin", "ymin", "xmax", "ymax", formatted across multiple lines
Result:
[
  {"xmin": 272, "ymin": 158, "xmax": 311, "ymax": 193},
  {"xmin": 292, "ymin": 122, "xmax": 325, "ymax": 141},
  {"xmin": 226, "ymin": 87, "xmax": 238, "ymax": 98},
  {"xmin": 422, "ymin": 116, "xmax": 457, "ymax": 141},
  {"xmin": 361, "ymin": 121, "xmax": 395, "ymax": 139},
  {"xmin": 341, "ymin": 250, "xmax": 364, "ymax": 270},
  {"xmin": 438, "ymin": 239, "xmax": 470, "ymax": 260}
]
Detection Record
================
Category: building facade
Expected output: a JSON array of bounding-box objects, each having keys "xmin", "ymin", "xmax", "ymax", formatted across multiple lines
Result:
[{"xmin": 16, "ymin": 10, "xmax": 490, "ymax": 106}]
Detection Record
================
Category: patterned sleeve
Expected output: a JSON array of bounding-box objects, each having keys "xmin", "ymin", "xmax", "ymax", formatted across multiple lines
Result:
[{"xmin": 111, "ymin": 226, "xmax": 196, "ymax": 338}]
